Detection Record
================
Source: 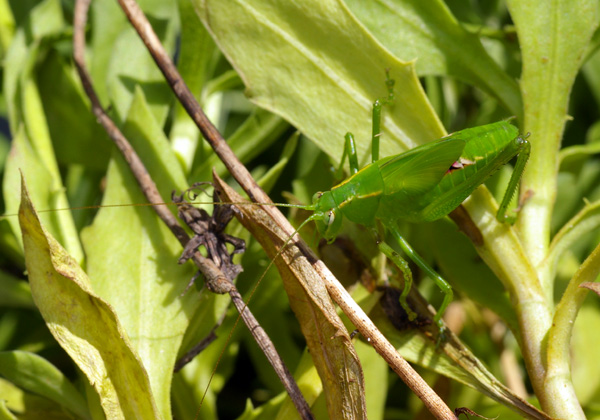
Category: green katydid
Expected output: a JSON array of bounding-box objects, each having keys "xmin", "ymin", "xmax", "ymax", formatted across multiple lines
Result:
[{"xmin": 293, "ymin": 80, "xmax": 530, "ymax": 332}]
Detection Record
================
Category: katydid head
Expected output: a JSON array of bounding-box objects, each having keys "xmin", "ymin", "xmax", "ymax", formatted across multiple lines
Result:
[{"xmin": 311, "ymin": 191, "xmax": 342, "ymax": 243}]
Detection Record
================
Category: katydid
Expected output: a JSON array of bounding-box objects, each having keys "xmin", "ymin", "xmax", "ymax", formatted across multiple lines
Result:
[{"xmin": 299, "ymin": 87, "xmax": 530, "ymax": 332}]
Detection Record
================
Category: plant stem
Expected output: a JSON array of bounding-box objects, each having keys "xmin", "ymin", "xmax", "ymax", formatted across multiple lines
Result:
[{"xmin": 506, "ymin": 1, "xmax": 599, "ymax": 416}]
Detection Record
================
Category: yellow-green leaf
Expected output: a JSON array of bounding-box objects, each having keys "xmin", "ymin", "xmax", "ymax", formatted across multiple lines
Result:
[
  {"xmin": 19, "ymin": 175, "xmax": 161, "ymax": 420},
  {"xmin": 193, "ymin": 0, "xmax": 445, "ymax": 166}
]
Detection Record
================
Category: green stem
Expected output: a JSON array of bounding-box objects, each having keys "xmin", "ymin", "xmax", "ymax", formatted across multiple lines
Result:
[
  {"xmin": 462, "ymin": 188, "xmax": 553, "ymax": 404},
  {"xmin": 545, "ymin": 244, "xmax": 600, "ymax": 419}
]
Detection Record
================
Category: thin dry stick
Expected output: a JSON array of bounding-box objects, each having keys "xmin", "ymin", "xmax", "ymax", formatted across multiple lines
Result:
[
  {"xmin": 116, "ymin": 0, "xmax": 457, "ymax": 418},
  {"xmin": 73, "ymin": 2, "xmax": 314, "ymax": 420}
]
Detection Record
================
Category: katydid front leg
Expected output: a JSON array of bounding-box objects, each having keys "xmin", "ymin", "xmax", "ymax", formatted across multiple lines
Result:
[
  {"xmin": 495, "ymin": 135, "xmax": 531, "ymax": 223},
  {"xmin": 371, "ymin": 72, "xmax": 395, "ymax": 162},
  {"xmin": 336, "ymin": 74, "xmax": 395, "ymax": 178}
]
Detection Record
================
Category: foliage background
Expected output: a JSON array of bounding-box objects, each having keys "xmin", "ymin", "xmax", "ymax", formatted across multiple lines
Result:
[{"xmin": 0, "ymin": 0, "xmax": 600, "ymax": 419}]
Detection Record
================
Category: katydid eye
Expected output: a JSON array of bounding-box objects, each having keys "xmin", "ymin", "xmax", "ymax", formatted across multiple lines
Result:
[
  {"xmin": 312, "ymin": 192, "xmax": 324, "ymax": 205},
  {"xmin": 327, "ymin": 210, "xmax": 335, "ymax": 227}
]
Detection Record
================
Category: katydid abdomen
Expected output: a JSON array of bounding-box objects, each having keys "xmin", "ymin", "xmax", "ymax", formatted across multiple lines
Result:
[
  {"xmin": 316, "ymin": 121, "xmax": 526, "ymax": 229},
  {"xmin": 382, "ymin": 121, "xmax": 526, "ymax": 223}
]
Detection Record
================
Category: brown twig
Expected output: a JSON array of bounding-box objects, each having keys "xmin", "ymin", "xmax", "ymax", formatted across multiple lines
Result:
[
  {"xmin": 114, "ymin": 0, "xmax": 458, "ymax": 418},
  {"xmin": 174, "ymin": 329, "xmax": 218, "ymax": 373},
  {"xmin": 73, "ymin": 2, "xmax": 314, "ymax": 419}
]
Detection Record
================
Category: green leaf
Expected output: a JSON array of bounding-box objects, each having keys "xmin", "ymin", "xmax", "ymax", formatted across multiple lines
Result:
[
  {"xmin": 0, "ymin": 399, "xmax": 17, "ymax": 420},
  {"xmin": 0, "ymin": 271, "xmax": 34, "ymax": 308},
  {"xmin": 423, "ymin": 218, "xmax": 517, "ymax": 331},
  {"xmin": 170, "ymin": 0, "xmax": 220, "ymax": 173},
  {"xmin": 571, "ymin": 305, "xmax": 600, "ymax": 405},
  {"xmin": 193, "ymin": 0, "xmax": 446, "ymax": 166},
  {"xmin": 545, "ymin": 201, "xmax": 600, "ymax": 286},
  {"xmin": 0, "ymin": 351, "xmax": 90, "ymax": 419},
  {"xmin": 36, "ymin": 50, "xmax": 112, "ymax": 170},
  {"xmin": 0, "ymin": 0, "xmax": 15, "ymax": 59},
  {"xmin": 90, "ymin": 0, "xmax": 178, "ymax": 119},
  {"xmin": 582, "ymin": 46, "xmax": 600, "ymax": 106},
  {"xmin": 256, "ymin": 132, "xmax": 299, "ymax": 193},
  {"xmin": 4, "ymin": 127, "xmax": 82, "ymax": 263},
  {"xmin": 191, "ymin": 108, "xmax": 289, "ymax": 182},
  {"xmin": 0, "ymin": 375, "xmax": 86, "ymax": 420},
  {"xmin": 81, "ymin": 88, "xmax": 200, "ymax": 420},
  {"xmin": 19, "ymin": 175, "xmax": 161, "ymax": 420},
  {"xmin": 345, "ymin": 0, "xmax": 522, "ymax": 117},
  {"xmin": 3, "ymin": 6, "xmax": 82, "ymax": 263},
  {"xmin": 26, "ymin": 0, "xmax": 64, "ymax": 40},
  {"xmin": 546, "ymin": 243, "xmax": 600, "ymax": 417},
  {"xmin": 103, "ymin": 5, "xmax": 178, "ymax": 125}
]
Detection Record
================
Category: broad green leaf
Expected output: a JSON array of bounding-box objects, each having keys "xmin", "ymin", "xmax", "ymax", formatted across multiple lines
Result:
[
  {"xmin": 193, "ymin": 0, "xmax": 446, "ymax": 166},
  {"xmin": 19, "ymin": 176, "xmax": 161, "ymax": 420},
  {"xmin": 354, "ymin": 337, "xmax": 388, "ymax": 420},
  {"xmin": 345, "ymin": 0, "xmax": 522, "ymax": 117},
  {"xmin": 4, "ymin": 0, "xmax": 65, "ymax": 130},
  {"xmin": 237, "ymin": 350, "xmax": 324, "ymax": 420},
  {"xmin": 81, "ymin": 88, "xmax": 199, "ymax": 420},
  {"xmin": 90, "ymin": 0, "xmax": 130, "ymax": 104},
  {"xmin": 552, "ymin": 168, "xmax": 600, "ymax": 236},
  {"xmin": 172, "ymin": 306, "xmax": 243, "ymax": 420},
  {"xmin": 0, "ymin": 130, "xmax": 10, "ymax": 175},
  {"xmin": 508, "ymin": 0, "xmax": 599, "ymax": 268},
  {"xmin": 0, "ymin": 380, "xmax": 72, "ymax": 420},
  {"xmin": 0, "ymin": 351, "xmax": 90, "ymax": 419}
]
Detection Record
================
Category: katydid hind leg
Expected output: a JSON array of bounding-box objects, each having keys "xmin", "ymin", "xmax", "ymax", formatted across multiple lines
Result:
[
  {"xmin": 386, "ymin": 224, "xmax": 453, "ymax": 332},
  {"xmin": 496, "ymin": 137, "xmax": 531, "ymax": 223}
]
